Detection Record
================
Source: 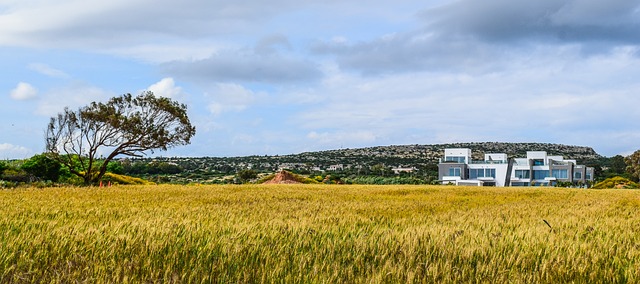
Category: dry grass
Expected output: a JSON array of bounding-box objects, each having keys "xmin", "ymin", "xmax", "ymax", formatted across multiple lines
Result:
[{"xmin": 1, "ymin": 184, "xmax": 639, "ymax": 283}]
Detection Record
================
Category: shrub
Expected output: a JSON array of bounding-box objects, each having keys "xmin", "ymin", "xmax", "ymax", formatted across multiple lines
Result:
[
  {"xmin": 101, "ymin": 173, "xmax": 156, "ymax": 185},
  {"xmin": 1, "ymin": 169, "xmax": 30, "ymax": 183},
  {"xmin": 592, "ymin": 176, "xmax": 639, "ymax": 189},
  {"xmin": 0, "ymin": 161, "xmax": 7, "ymax": 174},
  {"xmin": 21, "ymin": 154, "xmax": 62, "ymax": 182}
]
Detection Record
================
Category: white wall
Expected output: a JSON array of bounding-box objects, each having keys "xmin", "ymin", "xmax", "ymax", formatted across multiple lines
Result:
[
  {"xmin": 527, "ymin": 151, "xmax": 547, "ymax": 163},
  {"xmin": 485, "ymin": 153, "xmax": 507, "ymax": 162},
  {"xmin": 467, "ymin": 163, "xmax": 510, "ymax": 186},
  {"xmin": 444, "ymin": 148, "xmax": 472, "ymax": 163}
]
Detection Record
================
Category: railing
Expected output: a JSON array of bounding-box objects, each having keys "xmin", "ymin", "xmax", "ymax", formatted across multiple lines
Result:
[{"xmin": 468, "ymin": 160, "xmax": 508, "ymax": 164}]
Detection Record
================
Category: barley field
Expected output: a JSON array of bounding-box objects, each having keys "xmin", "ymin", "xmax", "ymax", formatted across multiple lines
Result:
[{"xmin": 1, "ymin": 184, "xmax": 639, "ymax": 283}]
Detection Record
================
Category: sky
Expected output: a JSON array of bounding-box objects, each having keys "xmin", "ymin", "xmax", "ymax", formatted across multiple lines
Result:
[{"xmin": 1, "ymin": 0, "xmax": 640, "ymax": 159}]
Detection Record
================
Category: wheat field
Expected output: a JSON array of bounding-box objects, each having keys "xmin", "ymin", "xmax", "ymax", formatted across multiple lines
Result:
[{"xmin": 1, "ymin": 184, "xmax": 639, "ymax": 283}]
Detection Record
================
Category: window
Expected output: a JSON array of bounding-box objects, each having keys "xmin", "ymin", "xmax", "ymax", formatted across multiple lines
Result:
[
  {"xmin": 574, "ymin": 172, "xmax": 582, "ymax": 179},
  {"xmin": 515, "ymin": 170, "xmax": 530, "ymax": 179},
  {"xmin": 448, "ymin": 167, "xmax": 461, "ymax": 177},
  {"xmin": 552, "ymin": 169, "xmax": 568, "ymax": 179},
  {"xmin": 533, "ymin": 159, "xmax": 545, "ymax": 166},
  {"xmin": 445, "ymin": 156, "xmax": 466, "ymax": 163},
  {"xmin": 533, "ymin": 159, "xmax": 544, "ymax": 165},
  {"xmin": 533, "ymin": 170, "xmax": 549, "ymax": 180},
  {"xmin": 586, "ymin": 173, "xmax": 592, "ymax": 180},
  {"xmin": 469, "ymin": 168, "xmax": 496, "ymax": 179}
]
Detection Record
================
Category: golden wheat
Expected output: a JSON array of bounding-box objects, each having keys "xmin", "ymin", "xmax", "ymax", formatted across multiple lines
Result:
[{"xmin": 0, "ymin": 185, "xmax": 639, "ymax": 283}]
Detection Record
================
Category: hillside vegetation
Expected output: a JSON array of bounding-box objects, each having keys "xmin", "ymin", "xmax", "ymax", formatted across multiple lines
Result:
[
  {"xmin": 1, "ymin": 184, "xmax": 638, "ymax": 282},
  {"xmin": 117, "ymin": 142, "xmax": 604, "ymax": 184}
]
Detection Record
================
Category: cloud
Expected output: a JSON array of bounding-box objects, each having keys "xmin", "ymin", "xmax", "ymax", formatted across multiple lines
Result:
[
  {"xmin": 106, "ymin": 42, "xmax": 222, "ymax": 63},
  {"xmin": 10, "ymin": 82, "xmax": 38, "ymax": 100},
  {"xmin": 425, "ymin": 0, "xmax": 640, "ymax": 44},
  {"xmin": 35, "ymin": 83, "xmax": 114, "ymax": 116},
  {"xmin": 28, "ymin": 63, "xmax": 70, "ymax": 78},
  {"xmin": 0, "ymin": 0, "xmax": 304, "ymax": 48},
  {"xmin": 0, "ymin": 143, "xmax": 32, "ymax": 159},
  {"xmin": 312, "ymin": 32, "xmax": 501, "ymax": 74},
  {"xmin": 205, "ymin": 83, "xmax": 266, "ymax": 116},
  {"xmin": 287, "ymin": 46, "xmax": 640, "ymax": 155},
  {"xmin": 147, "ymin": 77, "xmax": 184, "ymax": 100},
  {"xmin": 163, "ymin": 38, "xmax": 322, "ymax": 84},
  {"xmin": 312, "ymin": 0, "xmax": 640, "ymax": 75}
]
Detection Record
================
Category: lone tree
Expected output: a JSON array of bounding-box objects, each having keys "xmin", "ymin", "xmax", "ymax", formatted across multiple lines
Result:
[{"xmin": 46, "ymin": 91, "xmax": 196, "ymax": 185}]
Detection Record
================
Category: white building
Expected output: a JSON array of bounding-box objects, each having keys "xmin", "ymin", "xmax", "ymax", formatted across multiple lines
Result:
[
  {"xmin": 438, "ymin": 148, "xmax": 594, "ymax": 187},
  {"xmin": 391, "ymin": 167, "xmax": 416, "ymax": 174}
]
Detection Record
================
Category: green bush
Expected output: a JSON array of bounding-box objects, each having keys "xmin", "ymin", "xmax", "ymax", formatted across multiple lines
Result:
[
  {"xmin": 1, "ymin": 169, "xmax": 30, "ymax": 183},
  {"xmin": 21, "ymin": 154, "xmax": 62, "ymax": 182},
  {"xmin": 0, "ymin": 161, "xmax": 7, "ymax": 174}
]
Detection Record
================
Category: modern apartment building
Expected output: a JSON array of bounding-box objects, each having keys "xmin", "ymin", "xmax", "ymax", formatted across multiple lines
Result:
[{"xmin": 438, "ymin": 148, "xmax": 594, "ymax": 187}]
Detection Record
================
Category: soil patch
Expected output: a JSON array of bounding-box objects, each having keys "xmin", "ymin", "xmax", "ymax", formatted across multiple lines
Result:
[{"xmin": 262, "ymin": 170, "xmax": 302, "ymax": 184}]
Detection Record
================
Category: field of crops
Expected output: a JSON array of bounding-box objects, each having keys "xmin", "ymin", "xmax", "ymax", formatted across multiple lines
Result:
[{"xmin": 1, "ymin": 184, "xmax": 639, "ymax": 283}]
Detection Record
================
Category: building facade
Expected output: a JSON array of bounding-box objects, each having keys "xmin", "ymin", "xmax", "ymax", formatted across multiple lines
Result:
[{"xmin": 438, "ymin": 148, "xmax": 594, "ymax": 187}]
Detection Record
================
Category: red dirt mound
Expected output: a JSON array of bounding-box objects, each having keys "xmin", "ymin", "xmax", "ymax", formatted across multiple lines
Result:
[{"xmin": 262, "ymin": 170, "xmax": 302, "ymax": 184}]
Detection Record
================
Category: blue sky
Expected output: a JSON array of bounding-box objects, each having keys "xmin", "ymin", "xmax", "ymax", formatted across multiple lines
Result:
[{"xmin": 2, "ymin": 0, "xmax": 640, "ymax": 159}]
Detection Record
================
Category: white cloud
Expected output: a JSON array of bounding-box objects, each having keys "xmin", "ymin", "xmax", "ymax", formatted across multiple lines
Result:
[
  {"xmin": 9, "ymin": 82, "xmax": 38, "ymax": 100},
  {"xmin": 147, "ymin": 77, "xmax": 184, "ymax": 99},
  {"xmin": 0, "ymin": 143, "xmax": 33, "ymax": 159},
  {"xmin": 28, "ymin": 63, "xmax": 70, "ymax": 78},
  {"xmin": 286, "ymin": 44, "xmax": 640, "ymax": 156},
  {"xmin": 106, "ymin": 42, "xmax": 221, "ymax": 63},
  {"xmin": 0, "ymin": 0, "xmax": 304, "ymax": 48},
  {"xmin": 35, "ymin": 83, "xmax": 114, "ymax": 116},
  {"xmin": 162, "ymin": 42, "xmax": 322, "ymax": 84},
  {"xmin": 205, "ymin": 83, "xmax": 266, "ymax": 116}
]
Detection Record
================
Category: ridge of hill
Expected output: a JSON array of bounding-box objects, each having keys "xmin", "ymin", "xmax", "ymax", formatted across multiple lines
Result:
[
  {"xmin": 127, "ymin": 142, "xmax": 603, "ymax": 175},
  {"xmin": 285, "ymin": 142, "xmax": 602, "ymax": 165}
]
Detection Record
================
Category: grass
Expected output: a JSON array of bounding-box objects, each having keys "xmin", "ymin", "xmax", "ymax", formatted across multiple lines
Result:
[{"xmin": 0, "ymin": 184, "xmax": 639, "ymax": 283}]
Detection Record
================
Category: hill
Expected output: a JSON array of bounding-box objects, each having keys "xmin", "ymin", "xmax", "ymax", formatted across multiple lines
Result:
[
  {"xmin": 118, "ymin": 142, "xmax": 604, "ymax": 184},
  {"xmin": 282, "ymin": 142, "xmax": 602, "ymax": 166}
]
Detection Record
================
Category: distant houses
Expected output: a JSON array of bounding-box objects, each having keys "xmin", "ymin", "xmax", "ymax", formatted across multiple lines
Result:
[{"xmin": 438, "ymin": 148, "xmax": 594, "ymax": 187}]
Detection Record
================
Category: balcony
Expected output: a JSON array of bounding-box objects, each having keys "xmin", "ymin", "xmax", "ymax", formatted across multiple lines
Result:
[{"xmin": 469, "ymin": 160, "xmax": 508, "ymax": 164}]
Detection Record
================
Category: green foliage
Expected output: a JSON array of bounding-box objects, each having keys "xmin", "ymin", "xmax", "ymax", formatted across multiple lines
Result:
[
  {"xmin": 46, "ymin": 91, "xmax": 195, "ymax": 185},
  {"xmin": 0, "ymin": 161, "xmax": 7, "ymax": 174},
  {"xmin": 1, "ymin": 168, "xmax": 30, "ymax": 183},
  {"xmin": 592, "ymin": 176, "xmax": 639, "ymax": 189},
  {"xmin": 120, "ymin": 160, "xmax": 183, "ymax": 175},
  {"xmin": 236, "ymin": 169, "xmax": 257, "ymax": 183},
  {"xmin": 625, "ymin": 150, "xmax": 640, "ymax": 182},
  {"xmin": 106, "ymin": 161, "xmax": 125, "ymax": 175},
  {"xmin": 21, "ymin": 154, "xmax": 62, "ymax": 182}
]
